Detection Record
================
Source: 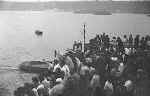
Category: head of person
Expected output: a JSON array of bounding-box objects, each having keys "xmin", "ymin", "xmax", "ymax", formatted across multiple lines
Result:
[
  {"xmin": 141, "ymin": 37, "xmax": 145, "ymax": 40},
  {"xmin": 85, "ymin": 57, "xmax": 93, "ymax": 65},
  {"xmin": 38, "ymin": 75, "xmax": 45, "ymax": 83},
  {"xmin": 136, "ymin": 34, "xmax": 140, "ymax": 38},
  {"xmin": 124, "ymin": 35, "xmax": 127, "ymax": 38},
  {"xmin": 54, "ymin": 59, "xmax": 59, "ymax": 65},
  {"xmin": 58, "ymin": 55, "xmax": 65, "ymax": 67},
  {"xmin": 113, "ymin": 36, "xmax": 116, "ymax": 40},
  {"xmin": 89, "ymin": 67, "xmax": 97, "ymax": 77},
  {"xmin": 136, "ymin": 69, "xmax": 144, "ymax": 80},
  {"xmin": 124, "ymin": 80, "xmax": 133, "ymax": 92},
  {"xmin": 80, "ymin": 65, "xmax": 90, "ymax": 76},
  {"xmin": 55, "ymin": 67, "xmax": 61, "ymax": 73},
  {"xmin": 32, "ymin": 76, "xmax": 40, "ymax": 85},
  {"xmin": 47, "ymin": 76, "xmax": 54, "ymax": 88},
  {"xmin": 106, "ymin": 35, "xmax": 109, "ymax": 38},
  {"xmin": 74, "ymin": 41, "xmax": 77, "ymax": 44},
  {"xmin": 129, "ymin": 34, "xmax": 133, "ymax": 37}
]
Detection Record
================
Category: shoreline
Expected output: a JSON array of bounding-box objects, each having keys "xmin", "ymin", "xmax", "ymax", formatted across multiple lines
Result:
[{"xmin": 0, "ymin": 1, "xmax": 149, "ymax": 14}]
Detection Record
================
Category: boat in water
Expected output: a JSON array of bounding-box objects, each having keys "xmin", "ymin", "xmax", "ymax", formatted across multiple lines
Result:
[
  {"xmin": 74, "ymin": 9, "xmax": 112, "ymax": 15},
  {"xmin": 19, "ymin": 61, "xmax": 49, "ymax": 73}
]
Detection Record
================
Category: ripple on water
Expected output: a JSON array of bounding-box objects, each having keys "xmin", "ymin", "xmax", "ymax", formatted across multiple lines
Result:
[{"xmin": 0, "ymin": 69, "xmax": 37, "ymax": 96}]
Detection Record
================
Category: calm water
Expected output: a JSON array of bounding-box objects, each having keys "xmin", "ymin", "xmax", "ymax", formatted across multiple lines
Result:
[{"xmin": 0, "ymin": 10, "xmax": 150, "ymax": 96}]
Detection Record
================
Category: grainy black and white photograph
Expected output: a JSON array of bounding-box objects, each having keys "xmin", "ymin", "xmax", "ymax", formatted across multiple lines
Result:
[{"xmin": 0, "ymin": 0, "xmax": 150, "ymax": 96}]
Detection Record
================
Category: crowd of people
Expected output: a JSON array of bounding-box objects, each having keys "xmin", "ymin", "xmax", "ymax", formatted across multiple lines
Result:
[{"xmin": 14, "ymin": 33, "xmax": 150, "ymax": 96}]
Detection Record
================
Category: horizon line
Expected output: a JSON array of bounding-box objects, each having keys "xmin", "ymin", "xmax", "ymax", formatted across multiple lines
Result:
[{"xmin": 1, "ymin": 0, "xmax": 150, "ymax": 2}]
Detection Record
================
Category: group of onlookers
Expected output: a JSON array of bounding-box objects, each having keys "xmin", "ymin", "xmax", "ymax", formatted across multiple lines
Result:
[
  {"xmin": 85, "ymin": 33, "xmax": 150, "ymax": 54},
  {"xmin": 14, "ymin": 33, "xmax": 150, "ymax": 96}
]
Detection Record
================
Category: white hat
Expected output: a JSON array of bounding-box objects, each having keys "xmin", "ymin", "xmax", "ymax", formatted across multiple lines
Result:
[
  {"xmin": 124, "ymin": 80, "xmax": 132, "ymax": 87},
  {"xmin": 111, "ymin": 57, "xmax": 118, "ymax": 61},
  {"xmin": 56, "ymin": 78, "xmax": 63, "ymax": 83}
]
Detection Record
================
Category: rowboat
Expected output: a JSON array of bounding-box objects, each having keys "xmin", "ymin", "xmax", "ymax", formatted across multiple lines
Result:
[{"xmin": 19, "ymin": 61, "xmax": 49, "ymax": 73}]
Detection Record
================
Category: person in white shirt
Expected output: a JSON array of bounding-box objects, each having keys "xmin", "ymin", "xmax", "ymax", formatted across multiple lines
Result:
[
  {"xmin": 124, "ymin": 47, "xmax": 132, "ymax": 55},
  {"xmin": 32, "ymin": 77, "xmax": 44, "ymax": 96},
  {"xmin": 48, "ymin": 62, "xmax": 54, "ymax": 71},
  {"xmin": 53, "ymin": 63, "xmax": 61, "ymax": 72},
  {"xmin": 61, "ymin": 64, "xmax": 70, "ymax": 79},
  {"xmin": 123, "ymin": 35, "xmax": 128, "ymax": 47},
  {"xmin": 53, "ymin": 55, "xmax": 71, "ymax": 80},
  {"xmin": 65, "ymin": 55, "xmax": 75, "ymax": 74},
  {"xmin": 124, "ymin": 80, "xmax": 133, "ymax": 92},
  {"xmin": 104, "ymin": 80, "xmax": 114, "ymax": 96}
]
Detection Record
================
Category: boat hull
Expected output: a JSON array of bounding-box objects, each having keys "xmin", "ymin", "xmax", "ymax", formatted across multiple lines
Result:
[{"xmin": 19, "ymin": 61, "xmax": 49, "ymax": 73}]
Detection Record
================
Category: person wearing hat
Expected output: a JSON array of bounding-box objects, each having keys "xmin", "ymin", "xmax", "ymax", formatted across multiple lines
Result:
[{"xmin": 53, "ymin": 52, "xmax": 65, "ymax": 72}]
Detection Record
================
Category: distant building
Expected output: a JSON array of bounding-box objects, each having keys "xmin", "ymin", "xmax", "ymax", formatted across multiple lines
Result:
[{"xmin": 95, "ymin": 0, "xmax": 112, "ymax": 1}]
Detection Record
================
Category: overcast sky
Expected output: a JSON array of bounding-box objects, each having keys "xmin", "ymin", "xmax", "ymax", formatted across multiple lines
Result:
[{"xmin": 2, "ymin": 0, "xmax": 150, "ymax": 2}]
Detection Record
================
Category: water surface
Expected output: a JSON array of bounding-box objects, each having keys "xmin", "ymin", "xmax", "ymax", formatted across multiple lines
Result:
[{"xmin": 0, "ymin": 10, "xmax": 150, "ymax": 96}]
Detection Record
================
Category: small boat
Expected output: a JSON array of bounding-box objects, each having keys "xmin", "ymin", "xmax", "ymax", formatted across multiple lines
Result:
[
  {"xmin": 19, "ymin": 61, "xmax": 49, "ymax": 73},
  {"xmin": 35, "ymin": 30, "xmax": 43, "ymax": 36},
  {"xmin": 92, "ymin": 10, "xmax": 112, "ymax": 15},
  {"xmin": 74, "ymin": 9, "xmax": 112, "ymax": 15}
]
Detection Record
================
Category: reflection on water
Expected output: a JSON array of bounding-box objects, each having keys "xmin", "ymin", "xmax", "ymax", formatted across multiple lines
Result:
[
  {"xmin": 0, "ymin": 10, "xmax": 150, "ymax": 96},
  {"xmin": 0, "ymin": 70, "xmax": 36, "ymax": 96}
]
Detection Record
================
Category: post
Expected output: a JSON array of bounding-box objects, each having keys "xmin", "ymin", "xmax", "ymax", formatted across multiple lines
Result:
[
  {"xmin": 83, "ymin": 23, "xmax": 86, "ymax": 53},
  {"xmin": 54, "ymin": 50, "xmax": 57, "ymax": 58}
]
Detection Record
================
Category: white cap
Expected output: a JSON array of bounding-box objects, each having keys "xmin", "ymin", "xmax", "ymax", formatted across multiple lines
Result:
[
  {"xmin": 56, "ymin": 78, "xmax": 63, "ymax": 83},
  {"xmin": 124, "ymin": 80, "xmax": 132, "ymax": 87},
  {"xmin": 111, "ymin": 57, "xmax": 118, "ymax": 61}
]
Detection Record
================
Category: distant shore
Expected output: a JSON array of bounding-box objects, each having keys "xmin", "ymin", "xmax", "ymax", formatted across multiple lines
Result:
[{"xmin": 0, "ymin": 1, "xmax": 150, "ymax": 14}]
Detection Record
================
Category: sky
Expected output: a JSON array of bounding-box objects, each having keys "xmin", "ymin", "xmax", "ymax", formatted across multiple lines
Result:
[{"xmin": 2, "ymin": 0, "xmax": 150, "ymax": 2}]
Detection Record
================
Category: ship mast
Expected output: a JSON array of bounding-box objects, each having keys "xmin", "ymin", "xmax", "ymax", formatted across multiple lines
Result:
[{"xmin": 83, "ymin": 23, "xmax": 86, "ymax": 53}]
